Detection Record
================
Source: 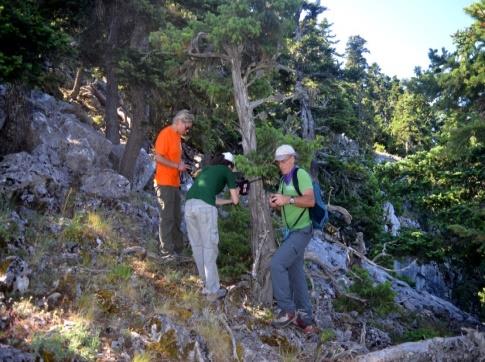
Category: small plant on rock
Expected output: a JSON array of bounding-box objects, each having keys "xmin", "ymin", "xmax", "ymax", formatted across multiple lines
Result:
[{"xmin": 334, "ymin": 265, "xmax": 397, "ymax": 316}]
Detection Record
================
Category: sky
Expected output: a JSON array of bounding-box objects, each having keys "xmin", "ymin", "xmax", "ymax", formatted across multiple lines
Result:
[{"xmin": 321, "ymin": 0, "xmax": 474, "ymax": 79}]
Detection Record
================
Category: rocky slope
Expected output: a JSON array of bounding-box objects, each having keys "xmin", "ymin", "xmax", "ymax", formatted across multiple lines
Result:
[{"xmin": 0, "ymin": 86, "xmax": 483, "ymax": 361}]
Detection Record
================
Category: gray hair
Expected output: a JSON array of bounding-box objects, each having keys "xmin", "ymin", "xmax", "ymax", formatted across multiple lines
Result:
[{"xmin": 173, "ymin": 109, "xmax": 194, "ymax": 124}]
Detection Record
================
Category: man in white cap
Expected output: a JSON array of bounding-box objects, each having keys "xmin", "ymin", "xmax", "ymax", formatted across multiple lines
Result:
[
  {"xmin": 269, "ymin": 144, "xmax": 318, "ymax": 334},
  {"xmin": 184, "ymin": 152, "xmax": 239, "ymax": 302}
]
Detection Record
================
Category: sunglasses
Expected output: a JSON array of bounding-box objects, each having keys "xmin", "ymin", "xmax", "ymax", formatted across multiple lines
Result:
[{"xmin": 183, "ymin": 123, "xmax": 192, "ymax": 131}]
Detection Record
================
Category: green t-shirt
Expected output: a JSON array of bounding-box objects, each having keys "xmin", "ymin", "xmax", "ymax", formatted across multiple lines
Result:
[
  {"xmin": 279, "ymin": 168, "xmax": 313, "ymax": 230},
  {"xmin": 186, "ymin": 165, "xmax": 237, "ymax": 206}
]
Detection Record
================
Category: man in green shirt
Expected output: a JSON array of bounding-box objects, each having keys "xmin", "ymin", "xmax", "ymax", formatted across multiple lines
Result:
[
  {"xmin": 185, "ymin": 152, "xmax": 239, "ymax": 302},
  {"xmin": 269, "ymin": 144, "xmax": 318, "ymax": 334}
]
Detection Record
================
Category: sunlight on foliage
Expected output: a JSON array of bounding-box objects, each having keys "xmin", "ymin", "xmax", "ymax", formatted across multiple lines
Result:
[
  {"xmin": 334, "ymin": 266, "xmax": 397, "ymax": 316},
  {"xmin": 194, "ymin": 309, "xmax": 232, "ymax": 361},
  {"xmin": 31, "ymin": 321, "xmax": 100, "ymax": 361},
  {"xmin": 107, "ymin": 263, "xmax": 133, "ymax": 282},
  {"xmin": 12, "ymin": 297, "xmax": 38, "ymax": 319}
]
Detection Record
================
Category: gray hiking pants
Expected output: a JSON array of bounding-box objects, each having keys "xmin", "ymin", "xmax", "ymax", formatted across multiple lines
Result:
[
  {"xmin": 271, "ymin": 225, "xmax": 313, "ymax": 316},
  {"xmin": 156, "ymin": 185, "xmax": 184, "ymax": 254},
  {"xmin": 184, "ymin": 199, "xmax": 220, "ymax": 294}
]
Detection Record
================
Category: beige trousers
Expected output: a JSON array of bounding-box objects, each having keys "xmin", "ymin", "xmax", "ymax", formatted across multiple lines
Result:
[{"xmin": 184, "ymin": 199, "xmax": 220, "ymax": 294}]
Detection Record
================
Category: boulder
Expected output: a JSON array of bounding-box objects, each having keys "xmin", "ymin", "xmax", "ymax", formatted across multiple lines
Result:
[
  {"xmin": 0, "ymin": 343, "xmax": 35, "ymax": 362},
  {"xmin": 0, "ymin": 257, "xmax": 31, "ymax": 294},
  {"xmin": 147, "ymin": 314, "xmax": 210, "ymax": 361},
  {"xmin": 110, "ymin": 144, "xmax": 155, "ymax": 191},
  {"xmin": 80, "ymin": 170, "xmax": 130, "ymax": 199}
]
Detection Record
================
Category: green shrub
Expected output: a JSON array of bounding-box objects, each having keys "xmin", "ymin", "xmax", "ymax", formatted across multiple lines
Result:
[
  {"xmin": 218, "ymin": 205, "xmax": 252, "ymax": 280},
  {"xmin": 320, "ymin": 328, "xmax": 336, "ymax": 343},
  {"xmin": 334, "ymin": 266, "xmax": 397, "ymax": 316},
  {"xmin": 107, "ymin": 263, "xmax": 133, "ymax": 282},
  {"xmin": 372, "ymin": 228, "xmax": 446, "ymax": 263},
  {"xmin": 323, "ymin": 157, "xmax": 385, "ymax": 241},
  {"xmin": 375, "ymin": 147, "xmax": 485, "ymax": 317},
  {"xmin": 0, "ymin": 199, "xmax": 14, "ymax": 250},
  {"xmin": 31, "ymin": 321, "xmax": 100, "ymax": 360},
  {"xmin": 400, "ymin": 327, "xmax": 441, "ymax": 342},
  {"xmin": 61, "ymin": 214, "xmax": 88, "ymax": 244}
]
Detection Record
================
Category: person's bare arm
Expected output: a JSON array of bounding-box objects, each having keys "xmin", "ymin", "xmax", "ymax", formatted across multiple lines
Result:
[
  {"xmin": 215, "ymin": 188, "xmax": 240, "ymax": 206},
  {"xmin": 154, "ymin": 153, "xmax": 188, "ymax": 171},
  {"xmin": 270, "ymin": 188, "xmax": 315, "ymax": 208}
]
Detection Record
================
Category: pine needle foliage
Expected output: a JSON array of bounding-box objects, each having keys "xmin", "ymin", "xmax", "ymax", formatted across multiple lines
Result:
[{"xmin": 334, "ymin": 266, "xmax": 397, "ymax": 317}]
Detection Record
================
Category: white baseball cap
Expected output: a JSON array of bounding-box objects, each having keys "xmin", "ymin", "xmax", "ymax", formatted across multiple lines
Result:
[
  {"xmin": 274, "ymin": 144, "xmax": 296, "ymax": 161},
  {"xmin": 222, "ymin": 152, "xmax": 235, "ymax": 164}
]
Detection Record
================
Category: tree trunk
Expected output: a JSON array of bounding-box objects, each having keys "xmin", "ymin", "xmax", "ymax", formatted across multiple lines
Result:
[
  {"xmin": 227, "ymin": 45, "xmax": 276, "ymax": 305},
  {"xmin": 104, "ymin": 10, "xmax": 121, "ymax": 145},
  {"xmin": 119, "ymin": 20, "xmax": 149, "ymax": 183},
  {"xmin": 69, "ymin": 67, "xmax": 83, "ymax": 100},
  {"xmin": 355, "ymin": 330, "xmax": 484, "ymax": 362},
  {"xmin": 119, "ymin": 85, "xmax": 146, "ymax": 183},
  {"xmin": 298, "ymin": 82, "xmax": 315, "ymax": 140},
  {"xmin": 0, "ymin": 84, "xmax": 32, "ymax": 156},
  {"xmin": 105, "ymin": 62, "xmax": 120, "ymax": 145},
  {"xmin": 294, "ymin": 7, "xmax": 315, "ymax": 140}
]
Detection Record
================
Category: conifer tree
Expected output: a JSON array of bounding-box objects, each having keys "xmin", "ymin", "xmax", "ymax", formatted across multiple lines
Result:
[{"xmin": 185, "ymin": 0, "xmax": 300, "ymax": 304}]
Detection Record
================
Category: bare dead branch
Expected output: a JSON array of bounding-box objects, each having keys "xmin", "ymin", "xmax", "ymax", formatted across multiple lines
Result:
[
  {"xmin": 304, "ymin": 251, "xmax": 367, "ymax": 304},
  {"xmin": 218, "ymin": 314, "xmax": 240, "ymax": 361},
  {"xmin": 360, "ymin": 321, "xmax": 367, "ymax": 346},
  {"xmin": 249, "ymin": 93, "xmax": 293, "ymax": 110}
]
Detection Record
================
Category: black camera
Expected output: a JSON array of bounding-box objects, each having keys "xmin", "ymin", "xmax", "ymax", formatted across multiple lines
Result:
[{"xmin": 236, "ymin": 173, "xmax": 251, "ymax": 195}]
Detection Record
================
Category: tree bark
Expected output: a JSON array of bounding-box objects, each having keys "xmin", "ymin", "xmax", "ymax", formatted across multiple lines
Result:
[
  {"xmin": 104, "ymin": 6, "xmax": 121, "ymax": 145},
  {"xmin": 0, "ymin": 84, "xmax": 32, "ymax": 156},
  {"xmin": 355, "ymin": 329, "xmax": 485, "ymax": 362},
  {"xmin": 105, "ymin": 64, "xmax": 120, "ymax": 145},
  {"xmin": 119, "ymin": 85, "xmax": 146, "ymax": 183},
  {"xmin": 119, "ymin": 20, "xmax": 149, "ymax": 183},
  {"xmin": 226, "ymin": 45, "xmax": 276, "ymax": 305},
  {"xmin": 294, "ymin": 7, "xmax": 315, "ymax": 140}
]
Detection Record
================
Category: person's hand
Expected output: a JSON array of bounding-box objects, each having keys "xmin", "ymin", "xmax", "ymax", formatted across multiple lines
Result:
[
  {"xmin": 177, "ymin": 162, "xmax": 188, "ymax": 172},
  {"xmin": 269, "ymin": 194, "xmax": 277, "ymax": 208},
  {"xmin": 269, "ymin": 193, "xmax": 289, "ymax": 207}
]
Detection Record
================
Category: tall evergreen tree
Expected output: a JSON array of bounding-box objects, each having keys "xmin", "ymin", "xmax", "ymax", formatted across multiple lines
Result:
[
  {"xmin": 184, "ymin": 0, "xmax": 300, "ymax": 304},
  {"xmin": 289, "ymin": 1, "xmax": 339, "ymax": 140}
]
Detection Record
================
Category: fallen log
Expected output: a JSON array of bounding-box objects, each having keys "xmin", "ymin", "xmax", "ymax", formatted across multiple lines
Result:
[{"xmin": 354, "ymin": 328, "xmax": 485, "ymax": 362}]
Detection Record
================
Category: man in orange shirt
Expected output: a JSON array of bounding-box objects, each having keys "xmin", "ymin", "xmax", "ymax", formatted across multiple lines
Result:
[{"xmin": 154, "ymin": 109, "xmax": 194, "ymax": 256}]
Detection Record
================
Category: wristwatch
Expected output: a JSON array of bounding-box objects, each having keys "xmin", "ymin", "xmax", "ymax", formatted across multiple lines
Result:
[{"xmin": 289, "ymin": 197, "xmax": 295, "ymax": 204}]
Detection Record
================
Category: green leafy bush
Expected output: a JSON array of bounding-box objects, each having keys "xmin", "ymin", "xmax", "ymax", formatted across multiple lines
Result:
[
  {"xmin": 324, "ymin": 156, "xmax": 385, "ymax": 240},
  {"xmin": 107, "ymin": 264, "xmax": 133, "ymax": 282},
  {"xmin": 218, "ymin": 205, "xmax": 252, "ymax": 280},
  {"xmin": 334, "ymin": 266, "xmax": 397, "ymax": 316},
  {"xmin": 0, "ymin": 1, "xmax": 70, "ymax": 84},
  {"xmin": 372, "ymin": 228, "xmax": 447, "ymax": 262},
  {"xmin": 400, "ymin": 327, "xmax": 441, "ymax": 342},
  {"xmin": 31, "ymin": 321, "xmax": 100, "ymax": 361},
  {"xmin": 375, "ymin": 145, "xmax": 485, "ymax": 317}
]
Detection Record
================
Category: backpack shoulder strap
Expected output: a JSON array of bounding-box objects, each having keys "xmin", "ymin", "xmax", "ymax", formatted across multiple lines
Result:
[{"xmin": 292, "ymin": 167, "xmax": 302, "ymax": 196}]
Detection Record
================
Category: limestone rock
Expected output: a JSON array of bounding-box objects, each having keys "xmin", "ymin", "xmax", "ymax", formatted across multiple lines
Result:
[
  {"xmin": 80, "ymin": 170, "xmax": 130, "ymax": 199},
  {"xmin": 0, "ymin": 257, "xmax": 31, "ymax": 294},
  {"xmin": 0, "ymin": 343, "xmax": 35, "ymax": 362}
]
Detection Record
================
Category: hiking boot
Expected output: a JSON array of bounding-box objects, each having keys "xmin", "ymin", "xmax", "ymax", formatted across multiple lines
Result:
[
  {"xmin": 271, "ymin": 310, "xmax": 296, "ymax": 328},
  {"xmin": 293, "ymin": 312, "xmax": 319, "ymax": 335},
  {"xmin": 206, "ymin": 287, "xmax": 227, "ymax": 302}
]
